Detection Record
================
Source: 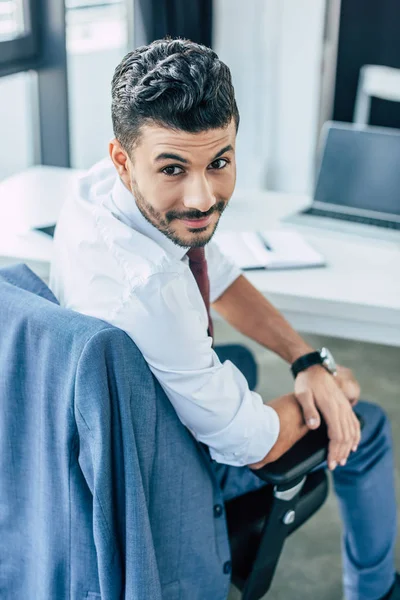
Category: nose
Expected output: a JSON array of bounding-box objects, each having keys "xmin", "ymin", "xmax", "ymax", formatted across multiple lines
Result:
[{"xmin": 183, "ymin": 175, "xmax": 216, "ymax": 213}]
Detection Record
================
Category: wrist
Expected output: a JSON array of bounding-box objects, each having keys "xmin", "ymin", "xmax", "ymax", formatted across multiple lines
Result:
[
  {"xmin": 291, "ymin": 347, "xmax": 338, "ymax": 379},
  {"xmin": 287, "ymin": 343, "xmax": 314, "ymax": 364}
]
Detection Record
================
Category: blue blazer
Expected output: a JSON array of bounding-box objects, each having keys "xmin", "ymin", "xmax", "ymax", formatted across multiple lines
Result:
[{"xmin": 0, "ymin": 265, "xmax": 231, "ymax": 600}]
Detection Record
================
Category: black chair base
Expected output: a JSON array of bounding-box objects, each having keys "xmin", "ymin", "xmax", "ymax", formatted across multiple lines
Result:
[{"xmin": 226, "ymin": 467, "xmax": 328, "ymax": 598}]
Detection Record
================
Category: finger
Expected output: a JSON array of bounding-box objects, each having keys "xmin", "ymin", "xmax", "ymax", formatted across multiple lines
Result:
[
  {"xmin": 296, "ymin": 390, "xmax": 321, "ymax": 429},
  {"xmin": 327, "ymin": 400, "xmax": 353, "ymax": 467},
  {"xmin": 351, "ymin": 411, "xmax": 362, "ymax": 451},
  {"xmin": 346, "ymin": 410, "xmax": 358, "ymax": 451},
  {"xmin": 340, "ymin": 404, "xmax": 361, "ymax": 465},
  {"xmin": 337, "ymin": 367, "xmax": 361, "ymax": 406},
  {"xmin": 337, "ymin": 411, "xmax": 352, "ymax": 466},
  {"xmin": 328, "ymin": 438, "xmax": 342, "ymax": 471},
  {"xmin": 324, "ymin": 407, "xmax": 343, "ymax": 470},
  {"xmin": 350, "ymin": 409, "xmax": 360, "ymax": 444},
  {"xmin": 341, "ymin": 379, "xmax": 360, "ymax": 406},
  {"xmin": 351, "ymin": 380, "xmax": 361, "ymax": 406}
]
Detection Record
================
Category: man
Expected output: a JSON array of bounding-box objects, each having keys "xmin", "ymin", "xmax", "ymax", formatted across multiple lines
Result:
[{"xmin": 50, "ymin": 38, "xmax": 398, "ymax": 599}]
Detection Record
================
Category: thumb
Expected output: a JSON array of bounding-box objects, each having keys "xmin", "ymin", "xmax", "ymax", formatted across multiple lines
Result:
[{"xmin": 296, "ymin": 390, "xmax": 321, "ymax": 429}]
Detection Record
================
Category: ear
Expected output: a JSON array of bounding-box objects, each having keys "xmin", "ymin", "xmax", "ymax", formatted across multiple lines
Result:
[{"xmin": 109, "ymin": 138, "xmax": 133, "ymax": 190}]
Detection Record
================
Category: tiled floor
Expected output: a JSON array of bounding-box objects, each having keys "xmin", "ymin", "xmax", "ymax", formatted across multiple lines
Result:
[{"xmin": 213, "ymin": 321, "xmax": 400, "ymax": 600}]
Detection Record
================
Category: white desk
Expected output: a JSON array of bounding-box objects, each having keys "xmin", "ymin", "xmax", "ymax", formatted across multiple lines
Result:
[
  {"xmin": 0, "ymin": 166, "xmax": 84, "ymax": 279},
  {"xmin": 1, "ymin": 166, "xmax": 400, "ymax": 346}
]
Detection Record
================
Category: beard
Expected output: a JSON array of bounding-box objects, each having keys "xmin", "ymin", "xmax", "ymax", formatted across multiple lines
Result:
[{"xmin": 131, "ymin": 179, "xmax": 228, "ymax": 248}]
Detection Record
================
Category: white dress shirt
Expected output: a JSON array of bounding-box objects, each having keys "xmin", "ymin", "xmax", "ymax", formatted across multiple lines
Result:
[{"xmin": 49, "ymin": 157, "xmax": 280, "ymax": 466}]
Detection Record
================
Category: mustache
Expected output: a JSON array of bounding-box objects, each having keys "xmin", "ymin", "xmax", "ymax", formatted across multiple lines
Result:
[{"xmin": 166, "ymin": 200, "xmax": 226, "ymax": 222}]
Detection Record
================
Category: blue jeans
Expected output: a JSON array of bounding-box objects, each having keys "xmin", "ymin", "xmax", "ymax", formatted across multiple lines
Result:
[{"xmin": 213, "ymin": 344, "xmax": 397, "ymax": 600}]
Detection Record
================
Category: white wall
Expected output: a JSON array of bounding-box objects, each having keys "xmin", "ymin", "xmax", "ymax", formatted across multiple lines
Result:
[
  {"xmin": 0, "ymin": 72, "xmax": 36, "ymax": 181},
  {"xmin": 214, "ymin": 0, "xmax": 326, "ymax": 194},
  {"xmin": 66, "ymin": 10, "xmax": 128, "ymax": 168},
  {"xmin": 68, "ymin": 47, "xmax": 127, "ymax": 168}
]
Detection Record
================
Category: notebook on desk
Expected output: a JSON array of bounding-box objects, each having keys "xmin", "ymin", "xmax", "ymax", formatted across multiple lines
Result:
[{"xmin": 213, "ymin": 230, "xmax": 326, "ymax": 270}]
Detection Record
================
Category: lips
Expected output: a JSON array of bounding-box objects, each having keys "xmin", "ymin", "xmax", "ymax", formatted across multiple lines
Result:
[{"xmin": 181, "ymin": 214, "xmax": 213, "ymax": 228}]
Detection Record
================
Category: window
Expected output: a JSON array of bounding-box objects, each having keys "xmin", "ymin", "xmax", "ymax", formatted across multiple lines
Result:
[
  {"xmin": 66, "ymin": 0, "xmax": 129, "ymax": 168},
  {"xmin": 0, "ymin": 0, "xmax": 26, "ymax": 41},
  {"xmin": 0, "ymin": 0, "xmax": 130, "ymax": 171},
  {"xmin": 0, "ymin": 0, "xmax": 39, "ymax": 74}
]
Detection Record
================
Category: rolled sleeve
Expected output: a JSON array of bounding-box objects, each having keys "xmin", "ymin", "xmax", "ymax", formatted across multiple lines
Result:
[
  {"xmin": 206, "ymin": 240, "xmax": 242, "ymax": 303},
  {"xmin": 110, "ymin": 270, "xmax": 280, "ymax": 467},
  {"xmin": 199, "ymin": 373, "xmax": 280, "ymax": 466}
]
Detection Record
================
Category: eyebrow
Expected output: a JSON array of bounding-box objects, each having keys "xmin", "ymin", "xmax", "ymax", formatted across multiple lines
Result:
[{"xmin": 153, "ymin": 144, "xmax": 234, "ymax": 165}]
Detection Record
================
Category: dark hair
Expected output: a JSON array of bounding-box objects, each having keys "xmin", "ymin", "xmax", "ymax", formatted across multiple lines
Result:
[{"xmin": 111, "ymin": 37, "xmax": 239, "ymax": 153}]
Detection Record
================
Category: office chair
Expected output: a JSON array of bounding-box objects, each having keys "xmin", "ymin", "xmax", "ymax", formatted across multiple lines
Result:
[
  {"xmin": 354, "ymin": 64, "xmax": 400, "ymax": 125},
  {"xmin": 226, "ymin": 415, "xmax": 363, "ymax": 600},
  {"xmin": 0, "ymin": 263, "xmax": 362, "ymax": 600}
]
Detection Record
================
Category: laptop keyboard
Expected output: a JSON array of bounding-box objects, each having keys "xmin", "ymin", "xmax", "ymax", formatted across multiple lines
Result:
[{"xmin": 301, "ymin": 207, "xmax": 400, "ymax": 230}]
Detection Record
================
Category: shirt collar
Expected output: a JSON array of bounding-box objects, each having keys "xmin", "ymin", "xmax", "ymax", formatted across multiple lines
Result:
[{"xmin": 110, "ymin": 175, "xmax": 189, "ymax": 261}]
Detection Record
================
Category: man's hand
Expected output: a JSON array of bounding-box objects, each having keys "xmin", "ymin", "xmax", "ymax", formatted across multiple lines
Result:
[
  {"xmin": 294, "ymin": 365, "xmax": 361, "ymax": 470},
  {"xmin": 335, "ymin": 364, "xmax": 361, "ymax": 406}
]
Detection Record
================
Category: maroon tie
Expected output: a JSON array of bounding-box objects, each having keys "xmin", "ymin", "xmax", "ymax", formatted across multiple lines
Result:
[{"xmin": 187, "ymin": 247, "xmax": 214, "ymax": 340}]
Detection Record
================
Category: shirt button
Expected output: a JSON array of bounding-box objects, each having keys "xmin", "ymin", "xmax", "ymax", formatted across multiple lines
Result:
[
  {"xmin": 223, "ymin": 560, "xmax": 232, "ymax": 575},
  {"xmin": 213, "ymin": 504, "xmax": 223, "ymax": 518}
]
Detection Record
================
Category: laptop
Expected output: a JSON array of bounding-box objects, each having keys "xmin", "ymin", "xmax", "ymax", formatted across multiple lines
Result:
[{"xmin": 284, "ymin": 121, "xmax": 400, "ymax": 242}]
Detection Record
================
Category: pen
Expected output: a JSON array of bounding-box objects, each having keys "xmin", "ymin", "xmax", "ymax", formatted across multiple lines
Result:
[{"xmin": 257, "ymin": 232, "xmax": 272, "ymax": 251}]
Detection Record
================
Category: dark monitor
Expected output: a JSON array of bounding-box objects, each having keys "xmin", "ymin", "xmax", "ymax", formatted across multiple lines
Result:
[{"xmin": 314, "ymin": 122, "xmax": 400, "ymax": 216}]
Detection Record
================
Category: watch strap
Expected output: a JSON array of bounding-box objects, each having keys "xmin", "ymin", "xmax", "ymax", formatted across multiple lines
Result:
[{"xmin": 290, "ymin": 351, "xmax": 323, "ymax": 379}]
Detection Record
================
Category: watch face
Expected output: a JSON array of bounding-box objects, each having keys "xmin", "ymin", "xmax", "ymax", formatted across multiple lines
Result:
[{"xmin": 320, "ymin": 347, "xmax": 337, "ymax": 375}]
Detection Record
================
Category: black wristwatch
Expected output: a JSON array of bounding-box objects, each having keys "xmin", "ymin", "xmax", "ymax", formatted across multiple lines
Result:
[{"xmin": 290, "ymin": 347, "xmax": 337, "ymax": 379}]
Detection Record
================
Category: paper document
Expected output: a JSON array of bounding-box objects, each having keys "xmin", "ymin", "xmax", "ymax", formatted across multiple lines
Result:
[{"xmin": 213, "ymin": 230, "xmax": 326, "ymax": 270}]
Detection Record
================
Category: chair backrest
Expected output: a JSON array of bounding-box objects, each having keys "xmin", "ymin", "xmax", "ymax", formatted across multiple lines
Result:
[
  {"xmin": 0, "ymin": 264, "xmax": 233, "ymax": 600},
  {"xmin": 354, "ymin": 64, "xmax": 400, "ymax": 125}
]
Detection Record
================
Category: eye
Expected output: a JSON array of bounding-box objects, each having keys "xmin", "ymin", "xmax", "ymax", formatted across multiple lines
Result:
[
  {"xmin": 161, "ymin": 165, "xmax": 185, "ymax": 177},
  {"xmin": 208, "ymin": 158, "xmax": 230, "ymax": 170}
]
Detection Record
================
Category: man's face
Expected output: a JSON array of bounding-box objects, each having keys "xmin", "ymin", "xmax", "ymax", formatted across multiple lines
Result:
[{"xmin": 110, "ymin": 120, "xmax": 237, "ymax": 248}]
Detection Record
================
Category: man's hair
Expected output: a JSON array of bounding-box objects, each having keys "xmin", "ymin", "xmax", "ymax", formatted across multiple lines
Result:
[{"xmin": 111, "ymin": 37, "xmax": 239, "ymax": 153}]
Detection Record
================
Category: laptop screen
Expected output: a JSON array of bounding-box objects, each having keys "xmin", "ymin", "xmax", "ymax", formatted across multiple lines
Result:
[{"xmin": 314, "ymin": 123, "xmax": 400, "ymax": 216}]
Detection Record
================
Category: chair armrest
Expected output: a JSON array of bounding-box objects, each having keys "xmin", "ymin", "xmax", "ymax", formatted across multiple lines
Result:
[{"xmin": 253, "ymin": 413, "xmax": 364, "ymax": 487}]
